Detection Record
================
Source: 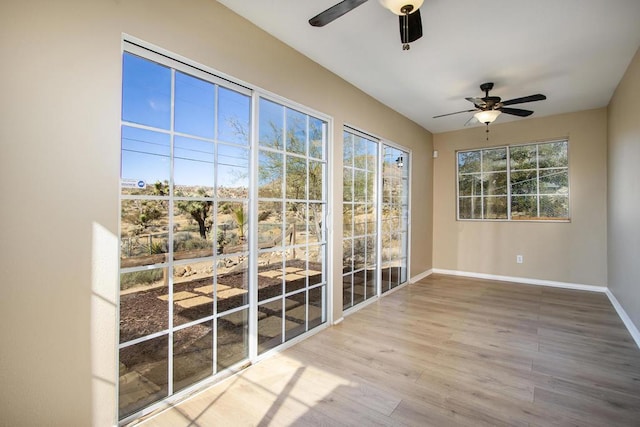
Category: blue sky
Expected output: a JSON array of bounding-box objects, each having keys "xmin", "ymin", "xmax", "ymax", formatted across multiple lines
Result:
[{"xmin": 121, "ymin": 52, "xmax": 250, "ymax": 189}]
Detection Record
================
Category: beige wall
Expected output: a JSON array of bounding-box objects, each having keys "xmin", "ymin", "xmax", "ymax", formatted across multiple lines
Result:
[
  {"xmin": 0, "ymin": 0, "xmax": 432, "ymax": 425},
  {"xmin": 607, "ymin": 47, "xmax": 640, "ymax": 329},
  {"xmin": 433, "ymin": 109, "xmax": 608, "ymax": 286}
]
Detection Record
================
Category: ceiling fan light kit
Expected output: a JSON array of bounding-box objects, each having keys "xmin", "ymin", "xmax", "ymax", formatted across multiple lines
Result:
[
  {"xmin": 379, "ymin": 0, "xmax": 423, "ymax": 15},
  {"xmin": 433, "ymin": 82, "xmax": 547, "ymax": 132},
  {"xmin": 474, "ymin": 110, "xmax": 501, "ymax": 124}
]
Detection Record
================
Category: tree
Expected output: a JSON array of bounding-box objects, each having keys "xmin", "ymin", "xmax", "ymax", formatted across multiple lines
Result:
[
  {"xmin": 151, "ymin": 181, "xmax": 212, "ymax": 240},
  {"xmin": 233, "ymin": 206, "xmax": 247, "ymax": 240},
  {"xmin": 175, "ymin": 189, "xmax": 213, "ymax": 240}
]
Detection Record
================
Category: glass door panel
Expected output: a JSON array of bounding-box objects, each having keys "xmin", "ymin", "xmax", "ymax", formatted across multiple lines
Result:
[
  {"xmin": 342, "ymin": 130, "xmax": 378, "ymax": 310},
  {"xmin": 381, "ymin": 145, "xmax": 409, "ymax": 293},
  {"xmin": 256, "ymin": 97, "xmax": 328, "ymax": 355}
]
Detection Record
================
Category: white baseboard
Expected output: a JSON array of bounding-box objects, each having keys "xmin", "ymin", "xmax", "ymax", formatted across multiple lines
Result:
[
  {"xmin": 430, "ymin": 268, "xmax": 639, "ymax": 349},
  {"xmin": 333, "ymin": 317, "xmax": 344, "ymax": 325},
  {"xmin": 410, "ymin": 269, "xmax": 433, "ymax": 283},
  {"xmin": 431, "ymin": 268, "xmax": 607, "ymax": 293},
  {"xmin": 605, "ymin": 289, "xmax": 640, "ymax": 349}
]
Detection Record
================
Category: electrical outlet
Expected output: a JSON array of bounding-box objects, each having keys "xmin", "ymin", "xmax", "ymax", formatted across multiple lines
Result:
[{"xmin": 516, "ymin": 255, "xmax": 523, "ymax": 264}]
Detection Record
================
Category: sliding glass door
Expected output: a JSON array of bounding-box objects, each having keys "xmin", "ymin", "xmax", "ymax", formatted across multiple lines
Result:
[
  {"xmin": 381, "ymin": 144, "xmax": 409, "ymax": 293},
  {"xmin": 256, "ymin": 98, "xmax": 328, "ymax": 353},
  {"xmin": 342, "ymin": 130, "xmax": 410, "ymax": 311},
  {"xmin": 118, "ymin": 43, "xmax": 328, "ymax": 422},
  {"xmin": 342, "ymin": 129, "xmax": 378, "ymax": 310}
]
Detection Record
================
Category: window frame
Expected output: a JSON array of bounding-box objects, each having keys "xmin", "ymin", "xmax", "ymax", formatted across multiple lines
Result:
[{"xmin": 456, "ymin": 139, "xmax": 570, "ymax": 222}]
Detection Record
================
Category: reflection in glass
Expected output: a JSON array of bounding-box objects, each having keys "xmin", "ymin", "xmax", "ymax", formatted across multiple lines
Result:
[
  {"xmin": 174, "ymin": 72, "xmax": 215, "ymax": 139},
  {"xmin": 119, "ymin": 336, "xmax": 168, "ymax": 418},
  {"xmin": 173, "ymin": 321, "xmax": 213, "ymax": 393},
  {"xmin": 343, "ymin": 275, "xmax": 353, "ymax": 309},
  {"xmin": 218, "ymin": 87, "xmax": 250, "ymax": 145},
  {"xmin": 173, "ymin": 263, "xmax": 213, "ymax": 326},
  {"xmin": 120, "ymin": 200, "xmax": 169, "ymax": 266},
  {"xmin": 217, "ymin": 309, "xmax": 248, "ymax": 370},
  {"xmin": 122, "ymin": 53, "xmax": 171, "ymax": 129},
  {"xmin": 174, "ymin": 136, "xmax": 214, "ymax": 197},
  {"xmin": 365, "ymin": 268, "xmax": 376, "ymax": 301},
  {"xmin": 121, "ymin": 126, "xmax": 171, "ymax": 196},
  {"xmin": 120, "ymin": 269, "xmax": 168, "ymax": 343},
  {"xmin": 308, "ymin": 286, "xmax": 325, "ymax": 329},
  {"xmin": 353, "ymin": 270, "xmax": 365, "ymax": 305},
  {"xmin": 216, "ymin": 255, "xmax": 249, "ymax": 313},
  {"xmin": 285, "ymin": 292, "xmax": 306, "ymax": 341},
  {"xmin": 258, "ymin": 299, "xmax": 283, "ymax": 354}
]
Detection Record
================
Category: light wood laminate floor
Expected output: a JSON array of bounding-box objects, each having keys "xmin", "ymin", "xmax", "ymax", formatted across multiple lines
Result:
[{"xmin": 139, "ymin": 274, "xmax": 640, "ymax": 426}]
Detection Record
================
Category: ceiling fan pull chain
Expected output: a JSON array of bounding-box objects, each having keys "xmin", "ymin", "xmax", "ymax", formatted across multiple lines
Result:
[{"xmin": 402, "ymin": 11, "xmax": 409, "ymax": 50}]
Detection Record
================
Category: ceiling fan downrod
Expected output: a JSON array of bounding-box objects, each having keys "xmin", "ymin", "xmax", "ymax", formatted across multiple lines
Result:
[{"xmin": 401, "ymin": 5, "xmax": 413, "ymax": 50}]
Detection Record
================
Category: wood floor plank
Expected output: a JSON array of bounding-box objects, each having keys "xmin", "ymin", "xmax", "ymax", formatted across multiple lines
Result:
[{"xmin": 137, "ymin": 274, "xmax": 640, "ymax": 426}]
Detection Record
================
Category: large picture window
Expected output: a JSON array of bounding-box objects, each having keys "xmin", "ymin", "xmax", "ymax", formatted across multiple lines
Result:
[{"xmin": 457, "ymin": 140, "xmax": 569, "ymax": 221}]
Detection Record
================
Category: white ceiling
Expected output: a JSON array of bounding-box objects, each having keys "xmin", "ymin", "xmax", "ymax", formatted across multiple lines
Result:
[{"xmin": 218, "ymin": 0, "xmax": 640, "ymax": 134}]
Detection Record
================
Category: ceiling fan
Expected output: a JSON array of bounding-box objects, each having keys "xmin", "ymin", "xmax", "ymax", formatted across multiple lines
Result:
[
  {"xmin": 433, "ymin": 82, "xmax": 547, "ymax": 126},
  {"xmin": 309, "ymin": 0, "xmax": 424, "ymax": 50}
]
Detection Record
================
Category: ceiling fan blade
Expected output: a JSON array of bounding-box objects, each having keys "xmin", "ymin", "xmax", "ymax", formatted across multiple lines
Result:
[
  {"xmin": 309, "ymin": 0, "xmax": 369, "ymax": 27},
  {"xmin": 399, "ymin": 9, "xmax": 423, "ymax": 43},
  {"xmin": 501, "ymin": 94, "xmax": 546, "ymax": 106},
  {"xmin": 433, "ymin": 109, "xmax": 476, "ymax": 119},
  {"xmin": 499, "ymin": 107, "xmax": 534, "ymax": 117},
  {"xmin": 466, "ymin": 97, "xmax": 486, "ymax": 108}
]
